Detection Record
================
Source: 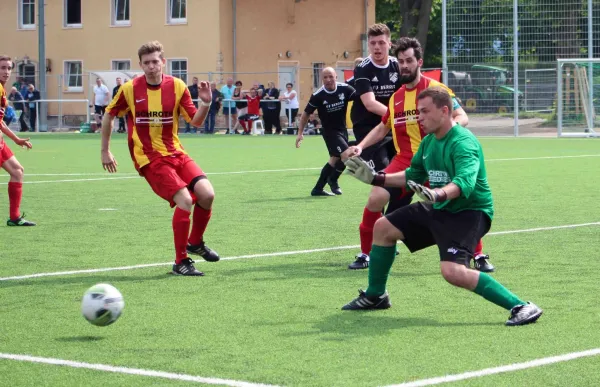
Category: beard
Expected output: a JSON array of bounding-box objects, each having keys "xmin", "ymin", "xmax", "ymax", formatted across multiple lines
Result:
[{"xmin": 400, "ymin": 68, "xmax": 418, "ymax": 83}]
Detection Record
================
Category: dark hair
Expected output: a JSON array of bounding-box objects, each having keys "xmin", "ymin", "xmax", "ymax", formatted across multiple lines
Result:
[
  {"xmin": 286, "ymin": 83, "xmax": 293, "ymax": 88},
  {"xmin": 393, "ymin": 37, "xmax": 423, "ymax": 61},
  {"xmin": 367, "ymin": 23, "xmax": 391, "ymax": 38},
  {"xmin": 417, "ymin": 86, "xmax": 453, "ymax": 112},
  {"xmin": 138, "ymin": 41, "xmax": 164, "ymax": 61},
  {"xmin": 235, "ymin": 80, "xmax": 242, "ymax": 86}
]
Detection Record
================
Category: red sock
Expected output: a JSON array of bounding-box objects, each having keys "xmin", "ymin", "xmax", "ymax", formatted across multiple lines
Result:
[
  {"xmin": 8, "ymin": 182, "xmax": 22, "ymax": 220},
  {"xmin": 359, "ymin": 208, "xmax": 382, "ymax": 255},
  {"xmin": 240, "ymin": 120, "xmax": 247, "ymax": 131},
  {"xmin": 172, "ymin": 207, "xmax": 191, "ymax": 264},
  {"xmin": 188, "ymin": 205, "xmax": 212, "ymax": 245},
  {"xmin": 475, "ymin": 240, "xmax": 483, "ymax": 256}
]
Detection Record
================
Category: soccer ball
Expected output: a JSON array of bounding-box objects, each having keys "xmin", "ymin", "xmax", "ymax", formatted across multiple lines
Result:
[{"xmin": 81, "ymin": 283, "xmax": 124, "ymax": 326}]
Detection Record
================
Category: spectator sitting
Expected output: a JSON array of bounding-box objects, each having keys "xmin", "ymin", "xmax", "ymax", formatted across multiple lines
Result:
[
  {"xmin": 238, "ymin": 87, "xmax": 261, "ymax": 135},
  {"xmin": 303, "ymin": 113, "xmax": 321, "ymax": 135}
]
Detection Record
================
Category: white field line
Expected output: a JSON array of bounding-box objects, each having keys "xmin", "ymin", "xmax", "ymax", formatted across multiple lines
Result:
[
  {"xmin": 0, "ymin": 222, "xmax": 598, "ymax": 282},
  {"xmin": 383, "ymin": 348, "xmax": 600, "ymax": 387},
  {"xmin": 0, "ymin": 353, "xmax": 278, "ymax": 387},
  {"xmin": 0, "ymin": 154, "xmax": 598, "ymax": 184}
]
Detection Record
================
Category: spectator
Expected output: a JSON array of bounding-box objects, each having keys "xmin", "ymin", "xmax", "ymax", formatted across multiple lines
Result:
[
  {"xmin": 304, "ymin": 113, "xmax": 321, "ymax": 135},
  {"xmin": 238, "ymin": 87, "xmax": 261, "ymax": 135},
  {"xmin": 8, "ymin": 86, "xmax": 29, "ymax": 132},
  {"xmin": 112, "ymin": 77, "xmax": 126, "ymax": 133},
  {"xmin": 253, "ymin": 80, "xmax": 265, "ymax": 93},
  {"xmin": 232, "ymin": 80, "xmax": 247, "ymax": 134},
  {"xmin": 93, "ymin": 77, "xmax": 110, "ymax": 126},
  {"xmin": 263, "ymin": 81, "xmax": 281, "ymax": 134},
  {"xmin": 25, "ymin": 84, "xmax": 40, "ymax": 132},
  {"xmin": 280, "ymin": 82, "xmax": 299, "ymax": 128},
  {"xmin": 185, "ymin": 77, "xmax": 200, "ymax": 133},
  {"xmin": 204, "ymin": 81, "xmax": 222, "ymax": 134},
  {"xmin": 3, "ymin": 105, "xmax": 16, "ymax": 127},
  {"xmin": 220, "ymin": 77, "xmax": 237, "ymax": 134}
]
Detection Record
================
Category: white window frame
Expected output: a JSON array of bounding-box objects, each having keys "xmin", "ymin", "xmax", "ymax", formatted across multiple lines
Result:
[
  {"xmin": 166, "ymin": 0, "xmax": 187, "ymax": 25},
  {"xmin": 111, "ymin": 0, "xmax": 130, "ymax": 26},
  {"xmin": 64, "ymin": 0, "xmax": 82, "ymax": 28},
  {"xmin": 167, "ymin": 59, "xmax": 188, "ymax": 84},
  {"xmin": 63, "ymin": 60, "xmax": 84, "ymax": 92},
  {"xmin": 18, "ymin": 0, "xmax": 36, "ymax": 30},
  {"xmin": 312, "ymin": 62, "xmax": 325, "ymax": 90},
  {"xmin": 111, "ymin": 60, "xmax": 131, "ymax": 71}
]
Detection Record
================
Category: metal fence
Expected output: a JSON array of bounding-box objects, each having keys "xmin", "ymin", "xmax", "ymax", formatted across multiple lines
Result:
[{"xmin": 443, "ymin": 0, "xmax": 599, "ymax": 136}]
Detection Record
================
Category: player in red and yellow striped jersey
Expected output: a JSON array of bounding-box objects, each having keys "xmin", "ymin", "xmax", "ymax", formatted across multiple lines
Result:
[
  {"xmin": 0, "ymin": 56, "xmax": 35, "ymax": 227},
  {"xmin": 342, "ymin": 38, "xmax": 494, "ymax": 273},
  {"xmin": 100, "ymin": 41, "xmax": 217, "ymax": 276}
]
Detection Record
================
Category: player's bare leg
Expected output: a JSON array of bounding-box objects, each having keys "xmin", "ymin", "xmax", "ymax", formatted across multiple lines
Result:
[
  {"xmin": 3, "ymin": 156, "xmax": 35, "ymax": 226},
  {"xmin": 348, "ymin": 186, "xmax": 390, "ymax": 269},
  {"xmin": 187, "ymin": 178, "xmax": 219, "ymax": 262},
  {"xmin": 171, "ymin": 188, "xmax": 204, "ymax": 276}
]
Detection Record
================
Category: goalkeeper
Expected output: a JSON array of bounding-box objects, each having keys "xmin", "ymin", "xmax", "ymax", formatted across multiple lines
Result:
[{"xmin": 341, "ymin": 86, "xmax": 542, "ymax": 326}]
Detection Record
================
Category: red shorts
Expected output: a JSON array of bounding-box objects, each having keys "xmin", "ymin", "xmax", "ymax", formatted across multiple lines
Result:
[
  {"xmin": 384, "ymin": 155, "xmax": 411, "ymax": 174},
  {"xmin": 141, "ymin": 154, "xmax": 205, "ymax": 207},
  {"xmin": 0, "ymin": 143, "xmax": 14, "ymax": 167}
]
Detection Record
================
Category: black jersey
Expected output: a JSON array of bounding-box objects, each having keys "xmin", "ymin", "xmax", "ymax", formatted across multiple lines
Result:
[
  {"xmin": 350, "ymin": 56, "xmax": 402, "ymax": 129},
  {"xmin": 304, "ymin": 82, "xmax": 356, "ymax": 131},
  {"xmin": 346, "ymin": 76, "xmax": 355, "ymax": 89}
]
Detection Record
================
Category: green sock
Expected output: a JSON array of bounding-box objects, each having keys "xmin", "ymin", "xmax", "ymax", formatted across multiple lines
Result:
[
  {"xmin": 365, "ymin": 244, "xmax": 397, "ymax": 297},
  {"xmin": 473, "ymin": 272, "xmax": 525, "ymax": 310}
]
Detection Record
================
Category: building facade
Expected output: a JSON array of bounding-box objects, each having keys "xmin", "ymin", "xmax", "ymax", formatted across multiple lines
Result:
[{"xmin": 0, "ymin": 0, "xmax": 375, "ymax": 124}]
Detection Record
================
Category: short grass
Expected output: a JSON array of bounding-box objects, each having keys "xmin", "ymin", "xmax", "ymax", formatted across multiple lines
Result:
[{"xmin": 1, "ymin": 134, "xmax": 599, "ymax": 386}]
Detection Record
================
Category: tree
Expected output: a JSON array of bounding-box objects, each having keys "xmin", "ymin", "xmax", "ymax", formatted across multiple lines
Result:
[{"xmin": 376, "ymin": 0, "xmax": 443, "ymax": 66}]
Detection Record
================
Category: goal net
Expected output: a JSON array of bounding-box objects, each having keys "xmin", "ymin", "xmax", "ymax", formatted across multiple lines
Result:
[{"xmin": 557, "ymin": 59, "xmax": 600, "ymax": 137}]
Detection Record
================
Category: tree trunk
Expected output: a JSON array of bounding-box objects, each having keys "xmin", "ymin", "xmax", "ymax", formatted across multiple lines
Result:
[{"xmin": 397, "ymin": 0, "xmax": 434, "ymax": 56}]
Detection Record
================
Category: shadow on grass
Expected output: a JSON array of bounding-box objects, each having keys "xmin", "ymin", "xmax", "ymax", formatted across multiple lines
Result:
[
  {"xmin": 281, "ymin": 313, "xmax": 500, "ymax": 338},
  {"xmin": 55, "ymin": 336, "xmax": 106, "ymax": 342}
]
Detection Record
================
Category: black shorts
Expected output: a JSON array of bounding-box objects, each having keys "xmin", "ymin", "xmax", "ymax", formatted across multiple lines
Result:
[
  {"xmin": 239, "ymin": 114, "xmax": 260, "ymax": 121},
  {"xmin": 386, "ymin": 202, "xmax": 491, "ymax": 266},
  {"xmin": 351, "ymin": 126, "xmax": 391, "ymax": 172},
  {"xmin": 94, "ymin": 105, "xmax": 106, "ymax": 115},
  {"xmin": 323, "ymin": 130, "xmax": 349, "ymax": 157}
]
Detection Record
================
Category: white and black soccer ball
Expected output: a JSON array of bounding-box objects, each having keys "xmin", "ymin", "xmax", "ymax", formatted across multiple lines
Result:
[{"xmin": 81, "ymin": 283, "xmax": 124, "ymax": 327}]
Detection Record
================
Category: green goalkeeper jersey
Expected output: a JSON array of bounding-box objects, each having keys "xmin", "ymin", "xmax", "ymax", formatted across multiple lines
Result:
[{"xmin": 404, "ymin": 124, "xmax": 494, "ymax": 220}]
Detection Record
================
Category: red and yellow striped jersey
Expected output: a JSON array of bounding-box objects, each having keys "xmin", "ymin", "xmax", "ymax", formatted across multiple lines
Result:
[
  {"xmin": 381, "ymin": 76, "xmax": 455, "ymax": 163},
  {"xmin": 0, "ymin": 83, "xmax": 7, "ymax": 149},
  {"xmin": 106, "ymin": 75, "xmax": 197, "ymax": 171}
]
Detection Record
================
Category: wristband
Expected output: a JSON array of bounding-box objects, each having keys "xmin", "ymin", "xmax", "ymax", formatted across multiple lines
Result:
[
  {"xmin": 199, "ymin": 100, "xmax": 211, "ymax": 107},
  {"xmin": 435, "ymin": 188, "xmax": 448, "ymax": 201},
  {"xmin": 372, "ymin": 173, "xmax": 386, "ymax": 187}
]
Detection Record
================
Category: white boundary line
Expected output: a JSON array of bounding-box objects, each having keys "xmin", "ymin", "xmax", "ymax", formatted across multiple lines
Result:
[
  {"xmin": 1, "ymin": 154, "xmax": 598, "ymax": 184},
  {"xmin": 0, "ymin": 222, "xmax": 598, "ymax": 282},
  {"xmin": 384, "ymin": 348, "xmax": 600, "ymax": 387},
  {"xmin": 0, "ymin": 353, "xmax": 278, "ymax": 387}
]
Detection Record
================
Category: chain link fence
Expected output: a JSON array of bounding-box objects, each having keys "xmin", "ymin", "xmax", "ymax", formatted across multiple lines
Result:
[{"xmin": 444, "ymin": 0, "xmax": 599, "ymax": 136}]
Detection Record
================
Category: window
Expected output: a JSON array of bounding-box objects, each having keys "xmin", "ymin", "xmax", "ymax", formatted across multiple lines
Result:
[
  {"xmin": 18, "ymin": 0, "xmax": 35, "ymax": 29},
  {"xmin": 168, "ymin": 59, "xmax": 187, "ymax": 83},
  {"xmin": 167, "ymin": 0, "xmax": 186, "ymax": 24},
  {"xmin": 112, "ymin": 0, "xmax": 130, "ymax": 26},
  {"xmin": 312, "ymin": 62, "xmax": 324, "ymax": 90},
  {"xmin": 64, "ymin": 61, "xmax": 83, "ymax": 91},
  {"xmin": 64, "ymin": 0, "xmax": 82, "ymax": 27},
  {"xmin": 111, "ymin": 60, "xmax": 131, "ymax": 71}
]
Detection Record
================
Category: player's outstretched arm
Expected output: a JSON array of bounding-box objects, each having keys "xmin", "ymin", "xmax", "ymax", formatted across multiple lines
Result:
[
  {"xmin": 100, "ymin": 113, "xmax": 118, "ymax": 173},
  {"xmin": 0, "ymin": 121, "xmax": 32, "ymax": 149},
  {"xmin": 360, "ymin": 92, "xmax": 388, "ymax": 117}
]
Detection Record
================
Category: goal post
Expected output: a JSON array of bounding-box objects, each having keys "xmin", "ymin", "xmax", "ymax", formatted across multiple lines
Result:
[{"xmin": 557, "ymin": 59, "xmax": 599, "ymax": 137}]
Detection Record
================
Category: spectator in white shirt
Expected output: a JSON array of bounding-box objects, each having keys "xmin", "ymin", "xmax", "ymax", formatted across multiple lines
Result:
[
  {"xmin": 93, "ymin": 78, "xmax": 110, "ymax": 125},
  {"xmin": 279, "ymin": 82, "xmax": 299, "ymax": 127}
]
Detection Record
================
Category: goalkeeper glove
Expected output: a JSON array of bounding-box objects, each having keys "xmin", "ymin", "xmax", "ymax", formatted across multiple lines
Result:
[
  {"xmin": 344, "ymin": 157, "xmax": 385, "ymax": 186},
  {"xmin": 407, "ymin": 180, "xmax": 448, "ymax": 203}
]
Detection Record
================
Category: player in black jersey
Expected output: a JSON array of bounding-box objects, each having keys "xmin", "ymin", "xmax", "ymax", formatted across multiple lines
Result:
[
  {"xmin": 296, "ymin": 67, "xmax": 356, "ymax": 196},
  {"xmin": 350, "ymin": 24, "xmax": 402, "ymax": 172}
]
